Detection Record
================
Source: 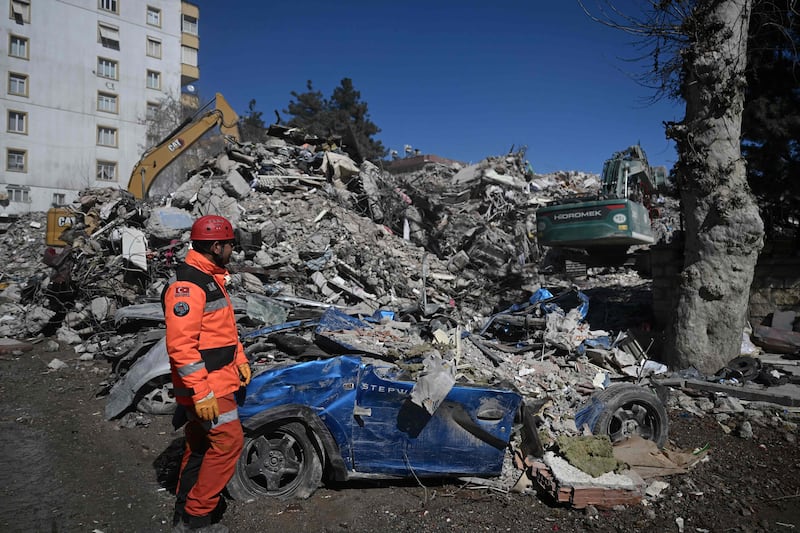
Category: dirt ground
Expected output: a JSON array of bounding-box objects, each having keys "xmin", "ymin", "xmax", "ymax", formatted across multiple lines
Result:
[{"xmin": 1, "ymin": 343, "xmax": 799, "ymax": 533}]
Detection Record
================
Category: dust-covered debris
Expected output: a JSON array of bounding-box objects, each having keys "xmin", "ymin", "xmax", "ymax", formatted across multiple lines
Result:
[{"xmin": 1, "ymin": 131, "xmax": 798, "ymax": 509}]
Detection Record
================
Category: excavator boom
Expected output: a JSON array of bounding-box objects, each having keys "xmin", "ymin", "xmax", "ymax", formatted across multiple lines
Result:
[
  {"xmin": 44, "ymin": 93, "xmax": 240, "ymax": 246},
  {"xmin": 127, "ymin": 92, "xmax": 240, "ymax": 199}
]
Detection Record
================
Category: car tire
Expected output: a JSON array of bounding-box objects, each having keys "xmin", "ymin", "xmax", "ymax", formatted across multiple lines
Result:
[
  {"xmin": 227, "ymin": 421, "xmax": 323, "ymax": 501},
  {"xmin": 592, "ymin": 384, "xmax": 668, "ymax": 448},
  {"xmin": 135, "ymin": 377, "xmax": 176, "ymax": 415}
]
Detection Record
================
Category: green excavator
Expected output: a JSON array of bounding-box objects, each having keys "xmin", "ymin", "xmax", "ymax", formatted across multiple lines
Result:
[{"xmin": 535, "ymin": 145, "xmax": 667, "ymax": 258}]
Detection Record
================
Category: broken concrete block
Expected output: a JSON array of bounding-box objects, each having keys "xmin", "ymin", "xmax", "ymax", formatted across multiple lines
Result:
[
  {"xmin": 645, "ymin": 480, "xmax": 670, "ymax": 498},
  {"xmin": 258, "ymin": 219, "xmax": 285, "ymax": 246},
  {"xmin": 48, "ymin": 358, "xmax": 68, "ymax": 371},
  {"xmin": 214, "ymin": 153, "xmax": 237, "ymax": 174},
  {"xmin": 447, "ymin": 250, "xmax": 470, "ymax": 272},
  {"xmin": 145, "ymin": 207, "xmax": 194, "ymax": 240},
  {"xmin": 170, "ymin": 174, "xmax": 206, "ymax": 207},
  {"xmin": 90, "ymin": 297, "xmax": 116, "ymax": 322},
  {"xmin": 714, "ymin": 395, "xmax": 745, "ymax": 413},
  {"xmin": 64, "ymin": 309, "xmax": 90, "ymax": 328},
  {"xmin": 736, "ymin": 420, "xmax": 754, "ymax": 439},
  {"xmin": 26, "ymin": 305, "xmax": 56, "ymax": 334},
  {"xmin": 222, "ymin": 169, "xmax": 252, "ymax": 199},
  {"xmin": 310, "ymin": 271, "xmax": 327, "ymax": 289},
  {"xmin": 56, "ymin": 326, "xmax": 83, "ymax": 345},
  {"xmin": 321, "ymin": 152, "xmax": 359, "ymax": 180},
  {"xmin": 252, "ymin": 250, "xmax": 275, "ymax": 268},
  {"xmin": 612, "ymin": 347, "xmax": 638, "ymax": 368},
  {"xmin": 238, "ymin": 272, "xmax": 266, "ymax": 294},
  {"xmin": 451, "ymin": 163, "xmax": 481, "ymax": 187},
  {"xmin": 483, "ymin": 168, "xmax": 528, "ymax": 190}
]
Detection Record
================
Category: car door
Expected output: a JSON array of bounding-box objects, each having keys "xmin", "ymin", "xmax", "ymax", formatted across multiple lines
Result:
[{"xmin": 351, "ymin": 362, "xmax": 521, "ymax": 477}]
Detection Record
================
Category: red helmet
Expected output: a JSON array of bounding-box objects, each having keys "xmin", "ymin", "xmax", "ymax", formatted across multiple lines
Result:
[{"xmin": 190, "ymin": 215, "xmax": 234, "ymax": 241}]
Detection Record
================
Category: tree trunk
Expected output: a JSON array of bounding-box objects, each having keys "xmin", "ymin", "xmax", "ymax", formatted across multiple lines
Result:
[{"xmin": 665, "ymin": 0, "xmax": 764, "ymax": 374}]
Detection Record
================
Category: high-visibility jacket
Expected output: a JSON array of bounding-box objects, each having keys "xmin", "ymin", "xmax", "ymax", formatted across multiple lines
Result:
[{"xmin": 162, "ymin": 249, "xmax": 247, "ymax": 406}]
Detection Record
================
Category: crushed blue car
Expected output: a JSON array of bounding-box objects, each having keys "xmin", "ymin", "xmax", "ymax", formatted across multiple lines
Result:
[
  {"xmin": 103, "ymin": 306, "xmax": 528, "ymax": 500},
  {"xmin": 226, "ymin": 355, "xmax": 523, "ymax": 500}
]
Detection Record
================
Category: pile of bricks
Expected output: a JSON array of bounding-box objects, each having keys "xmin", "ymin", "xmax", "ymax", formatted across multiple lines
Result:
[{"xmin": 524, "ymin": 458, "xmax": 644, "ymax": 509}]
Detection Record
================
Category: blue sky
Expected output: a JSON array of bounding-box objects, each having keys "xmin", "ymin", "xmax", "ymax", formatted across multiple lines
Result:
[{"xmin": 193, "ymin": 1, "xmax": 682, "ymax": 174}]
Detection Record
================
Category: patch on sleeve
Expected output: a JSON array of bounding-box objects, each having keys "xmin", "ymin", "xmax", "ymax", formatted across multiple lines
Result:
[
  {"xmin": 173, "ymin": 301, "xmax": 190, "ymax": 317},
  {"xmin": 175, "ymin": 286, "xmax": 191, "ymax": 297}
]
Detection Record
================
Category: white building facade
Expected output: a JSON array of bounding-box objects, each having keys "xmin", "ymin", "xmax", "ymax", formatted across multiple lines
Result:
[{"xmin": 1, "ymin": 0, "xmax": 200, "ymax": 214}]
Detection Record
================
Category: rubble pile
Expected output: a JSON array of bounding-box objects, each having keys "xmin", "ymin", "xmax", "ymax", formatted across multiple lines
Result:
[
  {"xmin": 0, "ymin": 136, "xmax": 652, "ymax": 378},
  {"xmin": 0, "ymin": 144, "xmax": 609, "ymax": 332}
]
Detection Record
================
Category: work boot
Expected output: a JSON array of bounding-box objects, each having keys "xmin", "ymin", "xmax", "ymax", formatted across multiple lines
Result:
[
  {"xmin": 172, "ymin": 522, "xmax": 229, "ymax": 533},
  {"xmin": 209, "ymin": 496, "xmax": 228, "ymax": 524}
]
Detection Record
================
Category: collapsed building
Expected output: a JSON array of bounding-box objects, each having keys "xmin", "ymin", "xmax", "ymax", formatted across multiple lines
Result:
[{"xmin": 1, "ymin": 129, "xmax": 797, "ymax": 508}]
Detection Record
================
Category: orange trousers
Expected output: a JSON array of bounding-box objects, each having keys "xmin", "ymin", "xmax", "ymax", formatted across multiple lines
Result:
[{"xmin": 174, "ymin": 393, "xmax": 243, "ymax": 527}]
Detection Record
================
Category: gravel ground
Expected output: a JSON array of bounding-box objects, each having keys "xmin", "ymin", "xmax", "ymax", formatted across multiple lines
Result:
[{"xmin": 1, "ymin": 343, "xmax": 799, "ymax": 533}]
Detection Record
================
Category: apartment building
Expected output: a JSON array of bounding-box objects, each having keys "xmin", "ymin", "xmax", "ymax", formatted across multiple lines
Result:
[{"xmin": 1, "ymin": 0, "xmax": 200, "ymax": 214}]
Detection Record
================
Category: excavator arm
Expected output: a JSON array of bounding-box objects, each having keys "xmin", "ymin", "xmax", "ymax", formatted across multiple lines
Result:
[{"xmin": 127, "ymin": 92, "xmax": 240, "ymax": 199}]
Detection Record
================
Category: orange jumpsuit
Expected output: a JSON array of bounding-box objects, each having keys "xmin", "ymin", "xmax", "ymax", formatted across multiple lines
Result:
[{"xmin": 163, "ymin": 249, "xmax": 248, "ymax": 528}]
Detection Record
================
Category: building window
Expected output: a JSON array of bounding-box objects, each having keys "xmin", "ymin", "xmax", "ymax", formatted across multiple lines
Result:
[
  {"xmin": 97, "ymin": 92, "xmax": 118, "ymax": 113},
  {"xmin": 8, "ymin": 72, "xmax": 28, "ymax": 96},
  {"xmin": 146, "ymin": 37, "xmax": 161, "ymax": 58},
  {"xmin": 97, "ymin": 57, "xmax": 118, "ymax": 80},
  {"xmin": 9, "ymin": 34, "xmax": 28, "ymax": 58},
  {"xmin": 7, "ymin": 149, "xmax": 26, "ymax": 172},
  {"xmin": 52, "ymin": 192, "xmax": 66, "ymax": 206},
  {"xmin": 182, "ymin": 14, "xmax": 198, "ymax": 35},
  {"xmin": 97, "ymin": 126, "xmax": 117, "ymax": 147},
  {"xmin": 7, "ymin": 185, "xmax": 30, "ymax": 202},
  {"xmin": 97, "ymin": 160, "xmax": 117, "ymax": 181},
  {"xmin": 146, "ymin": 101, "xmax": 159, "ymax": 120},
  {"xmin": 99, "ymin": 0, "xmax": 118, "ymax": 14},
  {"xmin": 98, "ymin": 23, "xmax": 120, "ymax": 50},
  {"xmin": 146, "ymin": 70, "xmax": 161, "ymax": 90},
  {"xmin": 7, "ymin": 110, "xmax": 27, "ymax": 134},
  {"xmin": 10, "ymin": 0, "xmax": 30, "ymax": 23},
  {"xmin": 146, "ymin": 6, "xmax": 160, "ymax": 27},
  {"xmin": 181, "ymin": 46, "xmax": 198, "ymax": 67}
]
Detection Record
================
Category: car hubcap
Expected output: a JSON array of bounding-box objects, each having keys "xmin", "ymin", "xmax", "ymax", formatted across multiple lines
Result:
[
  {"xmin": 267, "ymin": 450, "xmax": 284, "ymax": 473},
  {"xmin": 611, "ymin": 403, "xmax": 654, "ymax": 441}
]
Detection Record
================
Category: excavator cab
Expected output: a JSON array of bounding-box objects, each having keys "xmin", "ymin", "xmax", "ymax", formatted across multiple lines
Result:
[{"xmin": 536, "ymin": 145, "xmax": 662, "ymax": 251}]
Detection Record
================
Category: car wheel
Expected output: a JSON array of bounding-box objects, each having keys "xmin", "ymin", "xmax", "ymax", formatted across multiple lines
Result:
[
  {"xmin": 135, "ymin": 377, "xmax": 176, "ymax": 415},
  {"xmin": 227, "ymin": 421, "xmax": 322, "ymax": 500},
  {"xmin": 592, "ymin": 384, "xmax": 668, "ymax": 448}
]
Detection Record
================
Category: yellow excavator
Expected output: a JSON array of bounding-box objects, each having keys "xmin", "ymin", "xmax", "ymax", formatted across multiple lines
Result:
[
  {"xmin": 128, "ymin": 92, "xmax": 241, "ymax": 199},
  {"xmin": 46, "ymin": 93, "xmax": 240, "ymax": 245}
]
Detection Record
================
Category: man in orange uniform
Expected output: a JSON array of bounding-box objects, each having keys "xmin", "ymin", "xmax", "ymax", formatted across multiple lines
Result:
[{"xmin": 163, "ymin": 214, "xmax": 251, "ymax": 533}]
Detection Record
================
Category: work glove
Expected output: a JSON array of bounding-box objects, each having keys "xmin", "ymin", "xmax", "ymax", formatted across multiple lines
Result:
[
  {"xmin": 194, "ymin": 394, "xmax": 219, "ymax": 422},
  {"xmin": 238, "ymin": 362, "xmax": 252, "ymax": 386}
]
